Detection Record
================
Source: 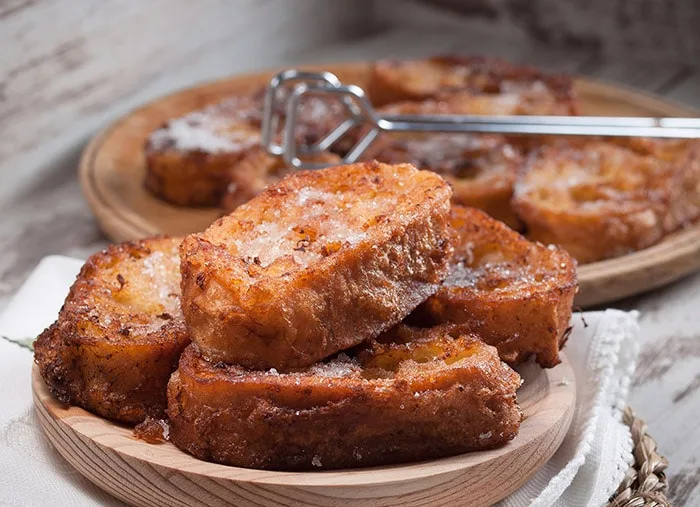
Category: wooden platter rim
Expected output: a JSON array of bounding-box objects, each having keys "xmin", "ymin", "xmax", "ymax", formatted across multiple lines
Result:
[
  {"xmin": 570, "ymin": 76, "xmax": 698, "ymax": 116},
  {"xmin": 578, "ymin": 225, "xmax": 700, "ymax": 276},
  {"xmin": 575, "ymin": 222, "xmax": 700, "ymax": 305},
  {"xmin": 32, "ymin": 355, "xmax": 575, "ymax": 494},
  {"xmin": 81, "ymin": 113, "xmax": 155, "ymax": 240}
]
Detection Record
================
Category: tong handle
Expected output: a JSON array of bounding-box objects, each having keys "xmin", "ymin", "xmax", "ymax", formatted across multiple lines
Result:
[
  {"xmin": 261, "ymin": 70, "xmax": 700, "ymax": 170},
  {"xmin": 378, "ymin": 114, "xmax": 700, "ymax": 138}
]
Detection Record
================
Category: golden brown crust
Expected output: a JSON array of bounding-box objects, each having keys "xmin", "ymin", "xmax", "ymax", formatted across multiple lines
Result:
[
  {"xmin": 180, "ymin": 161, "xmax": 454, "ymax": 370},
  {"xmin": 34, "ymin": 237, "xmax": 190, "ymax": 424},
  {"xmin": 167, "ymin": 326, "xmax": 522, "ymax": 471},
  {"xmin": 145, "ymin": 150, "xmax": 251, "ymax": 207},
  {"xmin": 367, "ymin": 55, "xmax": 579, "ymax": 114},
  {"xmin": 512, "ymin": 140, "xmax": 700, "ymax": 264},
  {"xmin": 412, "ymin": 206, "xmax": 577, "ymax": 368},
  {"xmin": 145, "ymin": 91, "xmax": 349, "ymax": 207},
  {"xmin": 220, "ymin": 148, "xmax": 341, "ymax": 212}
]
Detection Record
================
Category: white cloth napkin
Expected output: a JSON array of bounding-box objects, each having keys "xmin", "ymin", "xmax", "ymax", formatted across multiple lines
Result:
[{"xmin": 0, "ymin": 256, "xmax": 640, "ymax": 507}]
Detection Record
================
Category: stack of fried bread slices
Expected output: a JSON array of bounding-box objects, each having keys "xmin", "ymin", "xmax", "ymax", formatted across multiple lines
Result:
[
  {"xmin": 36, "ymin": 160, "xmax": 578, "ymax": 471},
  {"xmin": 144, "ymin": 55, "xmax": 700, "ymax": 264}
]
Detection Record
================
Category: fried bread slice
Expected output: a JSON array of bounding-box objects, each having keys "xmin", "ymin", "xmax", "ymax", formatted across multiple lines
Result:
[
  {"xmin": 512, "ymin": 140, "xmax": 700, "ymax": 264},
  {"xmin": 145, "ymin": 95, "xmax": 263, "ymax": 206},
  {"xmin": 377, "ymin": 87, "xmax": 575, "ymax": 117},
  {"xmin": 220, "ymin": 148, "xmax": 341, "ymax": 212},
  {"xmin": 367, "ymin": 55, "xmax": 578, "ymax": 113},
  {"xmin": 167, "ymin": 325, "xmax": 522, "ymax": 470},
  {"xmin": 362, "ymin": 95, "xmax": 525, "ymax": 228},
  {"xmin": 611, "ymin": 137, "xmax": 700, "ymax": 232},
  {"xmin": 413, "ymin": 206, "xmax": 577, "ymax": 368},
  {"xmin": 145, "ymin": 91, "xmax": 347, "ymax": 207},
  {"xmin": 363, "ymin": 134, "xmax": 522, "ymax": 229},
  {"xmin": 180, "ymin": 161, "xmax": 454, "ymax": 370},
  {"xmin": 34, "ymin": 237, "xmax": 189, "ymax": 424}
]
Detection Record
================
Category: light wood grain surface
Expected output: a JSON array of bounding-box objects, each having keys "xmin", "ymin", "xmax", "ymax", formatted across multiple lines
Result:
[
  {"xmin": 2, "ymin": 2, "xmax": 700, "ymax": 504},
  {"xmin": 32, "ymin": 358, "xmax": 575, "ymax": 507}
]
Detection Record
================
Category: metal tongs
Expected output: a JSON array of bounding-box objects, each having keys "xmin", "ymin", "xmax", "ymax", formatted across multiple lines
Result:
[{"xmin": 261, "ymin": 69, "xmax": 700, "ymax": 170}]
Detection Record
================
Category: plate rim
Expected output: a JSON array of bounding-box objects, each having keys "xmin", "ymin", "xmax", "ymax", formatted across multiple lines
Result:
[{"xmin": 32, "ymin": 354, "xmax": 575, "ymax": 492}]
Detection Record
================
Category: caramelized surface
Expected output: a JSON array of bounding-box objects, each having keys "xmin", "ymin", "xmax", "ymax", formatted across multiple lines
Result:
[
  {"xmin": 180, "ymin": 162, "xmax": 454, "ymax": 370},
  {"xmin": 513, "ymin": 140, "xmax": 700, "ymax": 263},
  {"xmin": 34, "ymin": 237, "xmax": 190, "ymax": 423},
  {"xmin": 167, "ymin": 325, "xmax": 522, "ymax": 470},
  {"xmin": 414, "ymin": 206, "xmax": 577, "ymax": 368}
]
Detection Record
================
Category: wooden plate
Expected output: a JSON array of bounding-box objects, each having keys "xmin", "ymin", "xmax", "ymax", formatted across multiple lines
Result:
[
  {"xmin": 78, "ymin": 62, "xmax": 700, "ymax": 307},
  {"xmin": 33, "ymin": 355, "xmax": 575, "ymax": 507}
]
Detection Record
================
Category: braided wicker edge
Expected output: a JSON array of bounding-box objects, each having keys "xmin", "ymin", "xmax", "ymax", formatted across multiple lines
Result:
[{"xmin": 607, "ymin": 407, "xmax": 670, "ymax": 507}]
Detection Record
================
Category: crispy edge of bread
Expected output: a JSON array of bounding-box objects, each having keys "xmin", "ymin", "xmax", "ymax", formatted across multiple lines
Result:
[
  {"xmin": 167, "ymin": 326, "xmax": 522, "ymax": 471},
  {"xmin": 413, "ymin": 206, "xmax": 577, "ymax": 368},
  {"xmin": 220, "ymin": 148, "xmax": 342, "ymax": 213},
  {"xmin": 145, "ymin": 149, "xmax": 250, "ymax": 207},
  {"xmin": 34, "ymin": 237, "xmax": 190, "ymax": 424},
  {"xmin": 180, "ymin": 161, "xmax": 454, "ymax": 370}
]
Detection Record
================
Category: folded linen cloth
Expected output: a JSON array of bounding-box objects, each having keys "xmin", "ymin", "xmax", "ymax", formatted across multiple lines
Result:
[{"xmin": 0, "ymin": 256, "xmax": 640, "ymax": 507}]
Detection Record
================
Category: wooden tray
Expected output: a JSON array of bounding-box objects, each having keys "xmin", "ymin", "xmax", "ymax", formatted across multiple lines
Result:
[
  {"xmin": 33, "ymin": 355, "xmax": 575, "ymax": 507},
  {"xmin": 79, "ymin": 62, "xmax": 700, "ymax": 307}
]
